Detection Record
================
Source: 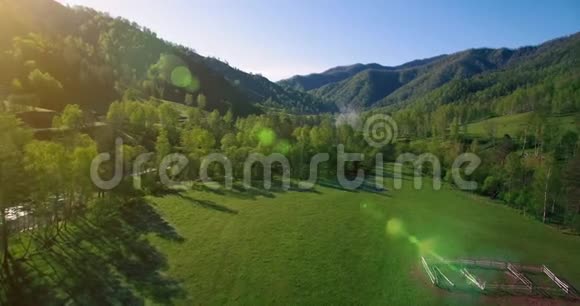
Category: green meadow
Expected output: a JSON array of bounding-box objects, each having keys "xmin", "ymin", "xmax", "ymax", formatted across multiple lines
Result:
[
  {"xmin": 142, "ymin": 174, "xmax": 580, "ymax": 305},
  {"xmin": 466, "ymin": 112, "xmax": 578, "ymax": 138}
]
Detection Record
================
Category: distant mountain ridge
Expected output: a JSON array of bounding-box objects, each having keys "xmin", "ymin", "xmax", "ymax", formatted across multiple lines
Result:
[
  {"xmin": 1, "ymin": 0, "xmax": 578, "ymax": 116},
  {"xmin": 279, "ymin": 33, "xmax": 580, "ymax": 110},
  {"xmin": 279, "ymin": 56, "xmax": 445, "ymax": 92}
]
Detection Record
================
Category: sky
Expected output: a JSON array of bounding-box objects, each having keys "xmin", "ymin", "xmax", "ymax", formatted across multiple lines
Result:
[{"xmin": 55, "ymin": 0, "xmax": 580, "ymax": 81}]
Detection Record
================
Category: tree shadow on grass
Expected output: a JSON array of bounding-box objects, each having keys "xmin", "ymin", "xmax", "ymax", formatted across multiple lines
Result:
[
  {"xmin": 318, "ymin": 178, "xmax": 360, "ymax": 193},
  {"xmin": 317, "ymin": 177, "xmax": 392, "ymax": 197},
  {"xmin": 0, "ymin": 259, "xmax": 61, "ymax": 306},
  {"xmin": 191, "ymin": 182, "xmax": 276, "ymax": 200},
  {"xmin": 121, "ymin": 198, "xmax": 185, "ymax": 242},
  {"xmin": 1, "ymin": 197, "xmax": 187, "ymax": 306},
  {"xmin": 176, "ymin": 194, "xmax": 238, "ymax": 215},
  {"xmin": 226, "ymin": 180, "xmax": 325, "ymax": 200}
]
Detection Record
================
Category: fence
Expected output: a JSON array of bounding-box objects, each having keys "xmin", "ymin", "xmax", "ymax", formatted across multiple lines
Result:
[
  {"xmin": 461, "ymin": 268, "xmax": 486, "ymax": 290},
  {"xmin": 445, "ymin": 258, "xmax": 543, "ymax": 273},
  {"xmin": 422, "ymin": 257, "xmax": 577, "ymax": 299},
  {"xmin": 4, "ymin": 206, "xmax": 67, "ymax": 234},
  {"xmin": 507, "ymin": 263, "xmax": 533, "ymax": 291},
  {"xmin": 543, "ymin": 265, "xmax": 570, "ymax": 294},
  {"xmin": 434, "ymin": 266, "xmax": 454, "ymax": 287},
  {"xmin": 421, "ymin": 256, "xmax": 438, "ymax": 285}
]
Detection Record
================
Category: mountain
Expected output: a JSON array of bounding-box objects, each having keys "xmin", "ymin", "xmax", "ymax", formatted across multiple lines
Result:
[
  {"xmin": 279, "ymin": 63, "xmax": 385, "ymax": 91},
  {"xmin": 2, "ymin": 0, "xmax": 578, "ymax": 117},
  {"xmin": 201, "ymin": 57, "xmax": 336, "ymax": 113},
  {"xmin": 278, "ymin": 57, "xmax": 445, "ymax": 92},
  {"xmin": 279, "ymin": 34, "xmax": 580, "ymax": 110},
  {"xmin": 0, "ymin": 0, "xmax": 332, "ymax": 115}
]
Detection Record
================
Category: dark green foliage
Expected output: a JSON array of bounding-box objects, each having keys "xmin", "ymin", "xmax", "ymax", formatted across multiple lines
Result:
[
  {"xmin": 279, "ymin": 59, "xmax": 444, "ymax": 92},
  {"xmin": 203, "ymin": 58, "xmax": 337, "ymax": 114},
  {"xmin": 0, "ymin": 0, "xmax": 331, "ymax": 115},
  {"xmin": 311, "ymin": 69, "xmax": 406, "ymax": 109},
  {"xmin": 281, "ymin": 33, "xmax": 580, "ymax": 117}
]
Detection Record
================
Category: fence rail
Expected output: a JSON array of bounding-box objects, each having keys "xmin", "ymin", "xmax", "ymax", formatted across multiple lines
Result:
[
  {"xmin": 486, "ymin": 284, "xmax": 529, "ymax": 290},
  {"xmin": 434, "ymin": 266, "xmax": 454, "ymax": 287},
  {"xmin": 508, "ymin": 263, "xmax": 533, "ymax": 291},
  {"xmin": 444, "ymin": 258, "xmax": 543, "ymax": 273},
  {"xmin": 421, "ymin": 256, "xmax": 438, "ymax": 285},
  {"xmin": 461, "ymin": 268, "xmax": 486, "ymax": 290},
  {"xmin": 421, "ymin": 257, "xmax": 577, "ymax": 298},
  {"xmin": 543, "ymin": 265, "xmax": 570, "ymax": 294}
]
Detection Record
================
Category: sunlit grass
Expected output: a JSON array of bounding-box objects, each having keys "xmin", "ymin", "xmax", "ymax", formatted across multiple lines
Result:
[
  {"xmin": 145, "ymin": 173, "xmax": 580, "ymax": 305},
  {"xmin": 466, "ymin": 112, "xmax": 578, "ymax": 137}
]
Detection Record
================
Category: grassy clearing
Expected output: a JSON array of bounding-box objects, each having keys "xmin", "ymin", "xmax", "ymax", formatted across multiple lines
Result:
[
  {"xmin": 145, "ymin": 174, "xmax": 580, "ymax": 305},
  {"xmin": 466, "ymin": 112, "xmax": 578, "ymax": 137},
  {"xmin": 6, "ymin": 173, "xmax": 579, "ymax": 305}
]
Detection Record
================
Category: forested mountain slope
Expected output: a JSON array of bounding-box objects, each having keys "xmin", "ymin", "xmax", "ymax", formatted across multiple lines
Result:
[
  {"xmin": 278, "ymin": 57, "xmax": 446, "ymax": 92},
  {"xmin": 0, "ymin": 0, "xmax": 331, "ymax": 115},
  {"xmin": 202, "ymin": 57, "xmax": 336, "ymax": 113},
  {"xmin": 280, "ymin": 33, "xmax": 580, "ymax": 111}
]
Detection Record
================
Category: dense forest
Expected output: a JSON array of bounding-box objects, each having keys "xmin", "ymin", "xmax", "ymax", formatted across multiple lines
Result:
[
  {"xmin": 0, "ymin": 0, "xmax": 333, "ymax": 115},
  {"xmin": 280, "ymin": 34, "xmax": 580, "ymax": 115}
]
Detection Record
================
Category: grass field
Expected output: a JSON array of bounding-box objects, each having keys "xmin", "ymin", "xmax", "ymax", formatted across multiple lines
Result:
[
  {"xmin": 143, "ymin": 173, "xmax": 580, "ymax": 305},
  {"xmin": 466, "ymin": 112, "xmax": 578, "ymax": 138},
  {"xmin": 6, "ymin": 171, "xmax": 580, "ymax": 305}
]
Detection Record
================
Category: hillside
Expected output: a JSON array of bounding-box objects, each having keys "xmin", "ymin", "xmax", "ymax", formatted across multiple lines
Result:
[
  {"xmin": 278, "ymin": 57, "xmax": 446, "ymax": 92},
  {"xmin": 279, "ymin": 33, "xmax": 580, "ymax": 112},
  {"xmin": 0, "ymin": 0, "xmax": 331, "ymax": 115},
  {"xmin": 202, "ymin": 57, "xmax": 336, "ymax": 113}
]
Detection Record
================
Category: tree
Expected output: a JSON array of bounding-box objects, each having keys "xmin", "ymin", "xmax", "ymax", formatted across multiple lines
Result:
[
  {"xmin": 450, "ymin": 117, "xmax": 460, "ymax": 139},
  {"xmin": 129, "ymin": 105, "xmax": 145, "ymax": 131},
  {"xmin": 504, "ymin": 153, "xmax": 524, "ymax": 195},
  {"xmin": 158, "ymin": 102, "xmax": 180, "ymax": 142},
  {"xmin": 532, "ymin": 156, "xmax": 556, "ymax": 222},
  {"xmin": 184, "ymin": 93, "xmax": 194, "ymax": 106},
  {"xmin": 155, "ymin": 128, "xmax": 171, "ymax": 164},
  {"xmin": 106, "ymin": 101, "xmax": 126, "ymax": 130},
  {"xmin": 223, "ymin": 109, "xmax": 234, "ymax": 127},
  {"xmin": 197, "ymin": 93, "xmax": 207, "ymax": 110},
  {"xmin": 24, "ymin": 141, "xmax": 71, "ymax": 232},
  {"xmin": 71, "ymin": 141, "xmax": 98, "ymax": 208},
  {"xmin": 181, "ymin": 127, "xmax": 216, "ymax": 180},
  {"xmin": 53, "ymin": 104, "xmax": 84, "ymax": 130},
  {"xmin": 27, "ymin": 69, "xmax": 64, "ymax": 109},
  {"xmin": 559, "ymin": 130, "xmax": 578, "ymax": 160},
  {"xmin": 563, "ymin": 154, "xmax": 580, "ymax": 220},
  {"xmin": 159, "ymin": 102, "xmax": 180, "ymax": 127},
  {"xmin": 0, "ymin": 114, "xmax": 32, "ymax": 271},
  {"xmin": 220, "ymin": 133, "xmax": 237, "ymax": 152},
  {"xmin": 482, "ymin": 176, "xmax": 501, "ymax": 198},
  {"xmin": 181, "ymin": 127, "xmax": 216, "ymax": 156},
  {"xmin": 470, "ymin": 139, "xmax": 480, "ymax": 153},
  {"xmin": 207, "ymin": 110, "xmax": 222, "ymax": 138},
  {"xmin": 186, "ymin": 107, "xmax": 203, "ymax": 128}
]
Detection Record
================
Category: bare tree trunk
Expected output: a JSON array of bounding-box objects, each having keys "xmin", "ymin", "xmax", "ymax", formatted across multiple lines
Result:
[{"xmin": 542, "ymin": 166, "xmax": 552, "ymax": 223}]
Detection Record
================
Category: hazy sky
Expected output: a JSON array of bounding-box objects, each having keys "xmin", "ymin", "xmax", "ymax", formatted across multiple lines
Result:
[{"xmin": 55, "ymin": 0, "xmax": 580, "ymax": 81}]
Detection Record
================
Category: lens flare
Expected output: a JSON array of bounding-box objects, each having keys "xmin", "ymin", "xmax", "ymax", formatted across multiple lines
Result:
[
  {"xmin": 171, "ymin": 66, "xmax": 198, "ymax": 90},
  {"xmin": 258, "ymin": 128, "xmax": 276, "ymax": 146},
  {"xmin": 386, "ymin": 218, "xmax": 460, "ymax": 272},
  {"xmin": 386, "ymin": 218, "xmax": 405, "ymax": 237}
]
